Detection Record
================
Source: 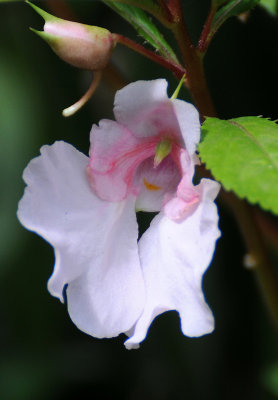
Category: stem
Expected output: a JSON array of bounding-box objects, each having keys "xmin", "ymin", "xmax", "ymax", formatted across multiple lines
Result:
[
  {"xmin": 157, "ymin": 0, "xmax": 174, "ymax": 24},
  {"xmin": 224, "ymin": 195, "xmax": 278, "ymax": 329},
  {"xmin": 254, "ymin": 210, "xmax": 278, "ymax": 250},
  {"xmin": 113, "ymin": 34, "xmax": 186, "ymax": 80},
  {"xmin": 62, "ymin": 71, "xmax": 102, "ymax": 117},
  {"xmin": 198, "ymin": 4, "xmax": 217, "ymax": 53},
  {"xmin": 172, "ymin": 2, "xmax": 278, "ymax": 329},
  {"xmin": 168, "ymin": 0, "xmax": 216, "ymax": 117}
]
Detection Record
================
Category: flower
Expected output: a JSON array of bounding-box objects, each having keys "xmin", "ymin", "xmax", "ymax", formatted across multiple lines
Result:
[{"xmin": 17, "ymin": 79, "xmax": 221, "ymax": 349}]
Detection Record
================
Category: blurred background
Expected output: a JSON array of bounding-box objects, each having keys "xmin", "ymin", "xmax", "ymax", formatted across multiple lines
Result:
[{"xmin": 1, "ymin": 0, "xmax": 278, "ymax": 399}]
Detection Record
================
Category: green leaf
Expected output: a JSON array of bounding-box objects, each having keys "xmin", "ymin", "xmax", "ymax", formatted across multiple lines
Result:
[
  {"xmin": 259, "ymin": 0, "xmax": 278, "ymax": 14},
  {"xmin": 212, "ymin": 0, "xmax": 259, "ymax": 34},
  {"xmin": 103, "ymin": 1, "xmax": 179, "ymax": 63},
  {"xmin": 199, "ymin": 117, "xmax": 278, "ymax": 215}
]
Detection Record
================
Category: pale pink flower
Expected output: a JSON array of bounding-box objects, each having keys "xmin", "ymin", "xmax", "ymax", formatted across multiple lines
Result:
[{"xmin": 17, "ymin": 79, "xmax": 220, "ymax": 349}]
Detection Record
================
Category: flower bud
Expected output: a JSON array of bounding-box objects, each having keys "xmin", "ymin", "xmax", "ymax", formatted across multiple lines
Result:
[{"xmin": 27, "ymin": 1, "xmax": 115, "ymax": 71}]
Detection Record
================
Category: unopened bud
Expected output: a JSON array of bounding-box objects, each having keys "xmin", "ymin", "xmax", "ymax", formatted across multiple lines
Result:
[{"xmin": 27, "ymin": 1, "xmax": 115, "ymax": 71}]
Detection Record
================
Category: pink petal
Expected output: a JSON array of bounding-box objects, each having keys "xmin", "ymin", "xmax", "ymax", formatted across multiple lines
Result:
[
  {"xmin": 163, "ymin": 148, "xmax": 200, "ymax": 221},
  {"xmin": 89, "ymin": 119, "xmax": 157, "ymax": 201},
  {"xmin": 114, "ymin": 79, "xmax": 183, "ymax": 142}
]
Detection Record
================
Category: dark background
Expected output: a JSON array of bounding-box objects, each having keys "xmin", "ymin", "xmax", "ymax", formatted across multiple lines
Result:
[{"xmin": 1, "ymin": 1, "xmax": 278, "ymax": 399}]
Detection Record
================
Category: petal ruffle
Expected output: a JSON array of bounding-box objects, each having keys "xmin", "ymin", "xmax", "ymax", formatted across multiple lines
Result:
[
  {"xmin": 17, "ymin": 142, "xmax": 145, "ymax": 337},
  {"xmin": 125, "ymin": 178, "xmax": 221, "ymax": 349}
]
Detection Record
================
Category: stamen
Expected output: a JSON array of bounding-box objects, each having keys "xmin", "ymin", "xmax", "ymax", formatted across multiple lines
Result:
[
  {"xmin": 171, "ymin": 73, "xmax": 186, "ymax": 99},
  {"xmin": 154, "ymin": 138, "xmax": 172, "ymax": 168}
]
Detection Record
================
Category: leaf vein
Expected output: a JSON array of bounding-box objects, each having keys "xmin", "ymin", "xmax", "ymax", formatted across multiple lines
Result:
[{"xmin": 228, "ymin": 120, "xmax": 278, "ymax": 173}]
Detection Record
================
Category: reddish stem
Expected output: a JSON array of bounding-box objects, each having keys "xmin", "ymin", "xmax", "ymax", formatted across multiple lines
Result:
[
  {"xmin": 198, "ymin": 5, "xmax": 217, "ymax": 53},
  {"xmin": 169, "ymin": 1, "xmax": 216, "ymax": 118},
  {"xmin": 113, "ymin": 34, "xmax": 186, "ymax": 80},
  {"xmin": 167, "ymin": 0, "xmax": 183, "ymax": 21},
  {"xmin": 254, "ymin": 210, "xmax": 278, "ymax": 250},
  {"xmin": 157, "ymin": 0, "xmax": 174, "ymax": 24},
  {"xmin": 224, "ymin": 195, "xmax": 278, "ymax": 330}
]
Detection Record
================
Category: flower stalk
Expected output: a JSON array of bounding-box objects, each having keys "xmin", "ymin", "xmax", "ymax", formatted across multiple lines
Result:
[
  {"xmin": 167, "ymin": 0, "xmax": 216, "ymax": 118},
  {"xmin": 62, "ymin": 71, "xmax": 102, "ymax": 117},
  {"xmin": 112, "ymin": 33, "xmax": 186, "ymax": 80}
]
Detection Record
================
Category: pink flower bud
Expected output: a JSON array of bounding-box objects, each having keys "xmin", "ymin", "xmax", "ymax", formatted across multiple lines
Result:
[{"xmin": 27, "ymin": 1, "xmax": 115, "ymax": 71}]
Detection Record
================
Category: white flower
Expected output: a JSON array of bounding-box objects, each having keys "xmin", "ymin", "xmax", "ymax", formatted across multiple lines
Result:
[{"xmin": 17, "ymin": 79, "xmax": 221, "ymax": 349}]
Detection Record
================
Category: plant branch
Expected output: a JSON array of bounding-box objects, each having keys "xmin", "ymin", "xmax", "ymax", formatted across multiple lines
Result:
[
  {"xmin": 253, "ymin": 210, "xmax": 278, "ymax": 251},
  {"xmin": 223, "ymin": 194, "xmax": 278, "ymax": 330},
  {"xmin": 168, "ymin": 0, "xmax": 216, "ymax": 118},
  {"xmin": 198, "ymin": 4, "xmax": 217, "ymax": 53},
  {"xmin": 113, "ymin": 34, "xmax": 186, "ymax": 80}
]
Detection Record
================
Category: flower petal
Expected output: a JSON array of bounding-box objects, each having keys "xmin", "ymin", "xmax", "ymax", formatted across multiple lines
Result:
[
  {"xmin": 114, "ymin": 80, "xmax": 182, "ymax": 141},
  {"xmin": 17, "ymin": 141, "xmax": 98, "ymax": 300},
  {"xmin": 67, "ymin": 195, "xmax": 145, "ymax": 338},
  {"xmin": 163, "ymin": 149, "xmax": 200, "ymax": 221},
  {"xmin": 89, "ymin": 119, "xmax": 157, "ymax": 201},
  {"xmin": 17, "ymin": 142, "xmax": 145, "ymax": 338},
  {"xmin": 125, "ymin": 178, "xmax": 221, "ymax": 349},
  {"xmin": 172, "ymin": 98, "xmax": 200, "ymax": 155}
]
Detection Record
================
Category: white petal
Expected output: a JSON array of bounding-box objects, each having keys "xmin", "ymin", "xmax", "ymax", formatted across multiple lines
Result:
[
  {"xmin": 114, "ymin": 79, "xmax": 169, "ymax": 136},
  {"xmin": 67, "ymin": 195, "xmax": 145, "ymax": 338},
  {"xmin": 125, "ymin": 178, "xmax": 221, "ymax": 349},
  {"xmin": 17, "ymin": 141, "xmax": 96, "ymax": 299},
  {"xmin": 17, "ymin": 141, "xmax": 145, "ymax": 338},
  {"xmin": 172, "ymin": 99, "xmax": 200, "ymax": 155}
]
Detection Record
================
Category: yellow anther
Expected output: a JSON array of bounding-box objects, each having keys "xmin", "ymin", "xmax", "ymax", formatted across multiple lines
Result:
[{"xmin": 143, "ymin": 178, "xmax": 161, "ymax": 191}]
